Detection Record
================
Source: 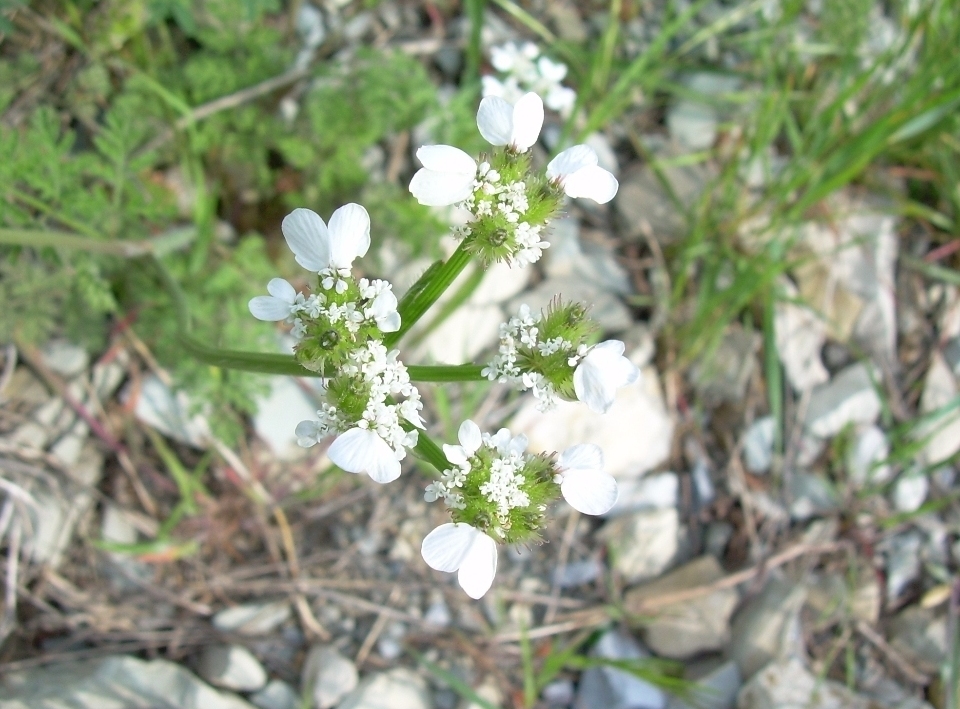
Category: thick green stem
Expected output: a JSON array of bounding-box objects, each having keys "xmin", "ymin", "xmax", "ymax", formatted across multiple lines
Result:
[
  {"xmin": 413, "ymin": 430, "xmax": 449, "ymax": 473},
  {"xmin": 407, "ymin": 364, "xmax": 485, "ymax": 382},
  {"xmin": 385, "ymin": 242, "xmax": 473, "ymax": 348}
]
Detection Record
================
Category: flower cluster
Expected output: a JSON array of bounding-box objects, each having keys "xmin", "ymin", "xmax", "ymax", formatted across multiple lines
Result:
[
  {"xmin": 483, "ymin": 302, "xmax": 641, "ymax": 413},
  {"xmin": 482, "ymin": 41, "xmax": 577, "ymax": 117},
  {"xmin": 409, "ymin": 93, "xmax": 618, "ymax": 267},
  {"xmin": 249, "ymin": 205, "xmax": 400, "ymax": 373},
  {"xmin": 421, "ymin": 420, "xmax": 618, "ymax": 599},
  {"xmin": 296, "ymin": 341, "xmax": 423, "ymax": 484}
]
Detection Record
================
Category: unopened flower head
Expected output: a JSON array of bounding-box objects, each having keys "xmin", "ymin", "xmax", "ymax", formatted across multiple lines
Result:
[
  {"xmin": 295, "ymin": 341, "xmax": 423, "ymax": 484},
  {"xmin": 484, "ymin": 301, "xmax": 640, "ymax": 413},
  {"xmin": 421, "ymin": 420, "xmax": 618, "ymax": 599},
  {"xmin": 409, "ymin": 93, "xmax": 618, "ymax": 268},
  {"xmin": 248, "ymin": 204, "xmax": 400, "ymax": 373},
  {"xmin": 482, "ymin": 41, "xmax": 577, "ymax": 117}
]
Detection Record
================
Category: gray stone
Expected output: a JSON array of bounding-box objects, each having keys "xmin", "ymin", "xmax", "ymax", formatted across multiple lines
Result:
[
  {"xmin": 541, "ymin": 219, "xmax": 630, "ymax": 295},
  {"xmin": 337, "ymin": 667, "xmax": 430, "ymax": 709},
  {"xmin": 917, "ymin": 353, "xmax": 960, "ymax": 465},
  {"xmin": 742, "ymin": 417, "xmax": 776, "ymax": 474},
  {"xmin": 250, "ymin": 680, "xmax": 299, "ymax": 709},
  {"xmin": 301, "ymin": 644, "xmax": 358, "ymax": 709},
  {"xmin": 884, "ymin": 530, "xmax": 924, "ymax": 603},
  {"xmin": 41, "ymin": 339, "xmax": 89, "ymax": 378},
  {"xmin": 667, "ymin": 100, "xmax": 717, "ymax": 151},
  {"xmin": 376, "ymin": 621, "xmax": 406, "ymax": 661},
  {"xmin": 606, "ymin": 471, "xmax": 678, "ymax": 517},
  {"xmin": 0, "ymin": 655, "xmax": 256, "ymax": 709},
  {"xmin": 666, "ymin": 661, "xmax": 740, "ymax": 709},
  {"xmin": 510, "ymin": 275, "xmax": 632, "ymax": 332},
  {"xmin": 129, "ymin": 375, "xmax": 211, "ymax": 448},
  {"xmin": 888, "ymin": 605, "xmax": 948, "ymax": 675},
  {"xmin": 601, "ymin": 507, "xmax": 689, "ymax": 584},
  {"xmin": 543, "ymin": 679, "xmax": 575, "ymax": 706},
  {"xmin": 625, "ymin": 556, "xmax": 739, "ymax": 660},
  {"xmin": 614, "ymin": 161, "xmax": 713, "ymax": 244},
  {"xmin": 423, "ymin": 591, "xmax": 452, "ymax": 629},
  {"xmin": 213, "ymin": 601, "xmax": 291, "ymax": 636},
  {"xmin": 253, "ymin": 377, "xmax": 319, "ymax": 461},
  {"xmin": 846, "ymin": 424, "xmax": 891, "ymax": 487},
  {"xmin": 198, "ymin": 645, "xmax": 268, "ymax": 693},
  {"xmin": 729, "ymin": 578, "xmax": 806, "ymax": 679},
  {"xmin": 788, "ymin": 473, "xmax": 839, "ymax": 520},
  {"xmin": 705, "ymin": 521, "xmax": 733, "ymax": 558},
  {"xmin": 804, "ymin": 363, "xmax": 881, "ymax": 438},
  {"xmin": 434, "ymin": 46, "xmax": 463, "ymax": 78},
  {"xmin": 691, "ymin": 327, "xmax": 758, "ymax": 406},
  {"xmin": 573, "ymin": 629, "xmax": 666, "ymax": 709},
  {"xmin": 774, "ymin": 277, "xmax": 829, "ymax": 392},
  {"xmin": 736, "ymin": 657, "xmax": 870, "ymax": 709},
  {"xmin": 892, "ymin": 468, "xmax": 929, "ymax": 513},
  {"xmin": 552, "ymin": 558, "xmax": 603, "ymax": 588}
]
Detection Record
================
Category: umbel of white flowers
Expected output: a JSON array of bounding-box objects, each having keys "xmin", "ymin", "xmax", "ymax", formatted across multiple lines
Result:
[
  {"xmin": 409, "ymin": 92, "xmax": 618, "ymax": 267},
  {"xmin": 249, "ymin": 204, "xmax": 400, "ymax": 373},
  {"xmin": 421, "ymin": 420, "xmax": 618, "ymax": 599},
  {"xmin": 483, "ymin": 302, "xmax": 641, "ymax": 413},
  {"xmin": 482, "ymin": 41, "xmax": 577, "ymax": 117}
]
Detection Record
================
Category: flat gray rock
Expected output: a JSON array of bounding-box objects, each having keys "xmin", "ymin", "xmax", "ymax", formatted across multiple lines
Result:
[
  {"xmin": 573, "ymin": 629, "xmax": 666, "ymax": 709},
  {"xmin": 198, "ymin": 645, "xmax": 268, "ymax": 693},
  {"xmin": 804, "ymin": 363, "xmax": 881, "ymax": 438},
  {"xmin": 736, "ymin": 658, "xmax": 869, "ymax": 709},
  {"xmin": 601, "ymin": 507, "xmax": 689, "ymax": 584},
  {"xmin": 301, "ymin": 644, "xmax": 358, "ymax": 709},
  {"xmin": 337, "ymin": 667, "xmax": 430, "ymax": 709},
  {"xmin": 213, "ymin": 601, "xmax": 291, "ymax": 636},
  {"xmin": 729, "ymin": 578, "xmax": 806, "ymax": 680}
]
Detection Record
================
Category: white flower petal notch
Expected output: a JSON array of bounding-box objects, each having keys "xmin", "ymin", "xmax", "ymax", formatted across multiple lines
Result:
[
  {"xmin": 409, "ymin": 145, "xmax": 478, "ymax": 207},
  {"xmin": 281, "ymin": 208, "xmax": 330, "ymax": 272},
  {"xmin": 557, "ymin": 444, "xmax": 618, "ymax": 515},
  {"xmin": 547, "ymin": 145, "xmax": 619, "ymax": 204},
  {"xmin": 477, "ymin": 92, "xmax": 544, "ymax": 152},
  {"xmin": 443, "ymin": 419, "xmax": 483, "ymax": 467},
  {"xmin": 573, "ymin": 340, "xmax": 640, "ymax": 414},
  {"xmin": 326, "ymin": 202, "xmax": 371, "ymax": 270},
  {"xmin": 421, "ymin": 523, "xmax": 499, "ymax": 599},
  {"xmin": 328, "ymin": 427, "xmax": 402, "ymax": 484}
]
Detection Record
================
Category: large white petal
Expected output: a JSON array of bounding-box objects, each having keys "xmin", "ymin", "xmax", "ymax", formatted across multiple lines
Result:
[
  {"xmin": 476, "ymin": 96, "xmax": 514, "ymax": 146},
  {"xmin": 507, "ymin": 433, "xmax": 528, "ymax": 455},
  {"xmin": 547, "ymin": 145, "xmax": 598, "ymax": 180},
  {"xmin": 458, "ymin": 420, "xmax": 482, "ymax": 456},
  {"xmin": 328, "ymin": 428, "xmax": 401, "ymax": 484},
  {"xmin": 417, "ymin": 145, "xmax": 477, "ymax": 175},
  {"xmin": 573, "ymin": 356, "xmax": 618, "ymax": 414},
  {"xmin": 409, "ymin": 169, "xmax": 476, "ymax": 207},
  {"xmin": 510, "ymin": 93, "xmax": 544, "ymax": 152},
  {"xmin": 282, "ymin": 208, "xmax": 330, "ymax": 272},
  {"xmin": 371, "ymin": 290, "xmax": 400, "ymax": 332},
  {"xmin": 443, "ymin": 444, "xmax": 469, "ymax": 467},
  {"xmin": 559, "ymin": 443, "xmax": 604, "ymax": 472},
  {"xmin": 327, "ymin": 203, "xmax": 371, "ymax": 269},
  {"xmin": 376, "ymin": 310, "xmax": 401, "ymax": 333},
  {"xmin": 457, "ymin": 532, "xmax": 498, "ymax": 599},
  {"xmin": 249, "ymin": 295, "xmax": 292, "ymax": 321},
  {"xmin": 594, "ymin": 340, "xmax": 641, "ymax": 386},
  {"xmin": 421, "ymin": 523, "xmax": 478, "ymax": 573},
  {"xmin": 266, "ymin": 278, "xmax": 297, "ymax": 303},
  {"xmin": 560, "ymin": 165, "xmax": 619, "ymax": 204},
  {"xmin": 561, "ymin": 468, "xmax": 618, "ymax": 515}
]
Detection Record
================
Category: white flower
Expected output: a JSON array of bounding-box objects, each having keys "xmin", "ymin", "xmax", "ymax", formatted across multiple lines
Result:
[
  {"xmin": 369, "ymin": 288, "xmax": 401, "ymax": 333},
  {"xmin": 249, "ymin": 278, "xmax": 303, "ymax": 321},
  {"xmin": 281, "ymin": 203, "xmax": 371, "ymax": 272},
  {"xmin": 443, "ymin": 419, "xmax": 483, "ymax": 466},
  {"xmin": 556, "ymin": 444, "xmax": 618, "ymax": 515},
  {"xmin": 547, "ymin": 145, "xmax": 619, "ymax": 204},
  {"xmin": 328, "ymin": 427, "xmax": 403, "ymax": 484},
  {"xmin": 421, "ymin": 522, "xmax": 498, "ymax": 599},
  {"xmin": 573, "ymin": 340, "xmax": 640, "ymax": 414},
  {"xmin": 409, "ymin": 93, "xmax": 544, "ymax": 207}
]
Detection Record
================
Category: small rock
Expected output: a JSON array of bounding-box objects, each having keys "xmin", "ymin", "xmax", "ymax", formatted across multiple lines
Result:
[
  {"xmin": 512, "ymin": 367, "xmax": 673, "ymax": 481},
  {"xmin": 742, "ymin": 417, "xmax": 776, "ymax": 474},
  {"xmin": 433, "ymin": 45, "xmax": 462, "ymax": 78},
  {"xmin": 917, "ymin": 352, "xmax": 960, "ymax": 465},
  {"xmin": 129, "ymin": 375, "xmax": 211, "ymax": 448},
  {"xmin": 606, "ymin": 471, "xmax": 679, "ymax": 517},
  {"xmin": 198, "ymin": 645, "xmax": 268, "ymax": 693},
  {"xmin": 888, "ymin": 605, "xmax": 948, "ymax": 675},
  {"xmin": 376, "ymin": 621, "xmax": 406, "ymax": 661},
  {"xmin": 301, "ymin": 644, "xmax": 359, "ymax": 709},
  {"xmin": 804, "ymin": 363, "xmax": 881, "ymax": 438},
  {"xmin": 338, "ymin": 667, "xmax": 430, "ymax": 709},
  {"xmin": 423, "ymin": 591, "xmax": 452, "ymax": 629},
  {"xmin": 846, "ymin": 424, "xmax": 891, "ymax": 487},
  {"xmin": 774, "ymin": 278, "xmax": 829, "ymax": 392},
  {"xmin": 465, "ymin": 677, "xmax": 502, "ymax": 709},
  {"xmin": 601, "ymin": 507, "xmax": 689, "ymax": 584},
  {"xmin": 250, "ymin": 680, "xmax": 299, "ymax": 709},
  {"xmin": 704, "ymin": 521, "xmax": 733, "ymax": 558},
  {"xmin": 614, "ymin": 161, "xmax": 713, "ymax": 244},
  {"xmin": 253, "ymin": 377, "xmax": 319, "ymax": 461},
  {"xmin": 0, "ymin": 655, "xmax": 257, "ymax": 709},
  {"xmin": 41, "ymin": 339, "xmax": 89, "ymax": 378},
  {"xmin": 736, "ymin": 657, "xmax": 870, "ymax": 709},
  {"xmin": 574, "ymin": 629, "xmax": 666, "ymax": 709},
  {"xmin": 541, "ymin": 219, "xmax": 629, "ymax": 295},
  {"xmin": 625, "ymin": 556, "xmax": 739, "ymax": 660},
  {"xmin": 892, "ymin": 467, "xmax": 929, "ymax": 513},
  {"xmin": 101, "ymin": 504, "xmax": 138, "ymax": 545},
  {"xmin": 552, "ymin": 558, "xmax": 603, "ymax": 588},
  {"xmin": 691, "ymin": 327, "xmax": 758, "ymax": 405},
  {"xmin": 667, "ymin": 100, "xmax": 718, "ymax": 151},
  {"xmin": 788, "ymin": 472, "xmax": 839, "ymax": 520},
  {"xmin": 213, "ymin": 601, "xmax": 291, "ymax": 636},
  {"xmin": 543, "ymin": 678, "xmax": 575, "ymax": 706},
  {"xmin": 943, "ymin": 336, "xmax": 960, "ymax": 375},
  {"xmin": 666, "ymin": 660, "xmax": 740, "ymax": 709},
  {"xmin": 729, "ymin": 578, "xmax": 806, "ymax": 679},
  {"xmin": 884, "ymin": 530, "xmax": 924, "ymax": 603}
]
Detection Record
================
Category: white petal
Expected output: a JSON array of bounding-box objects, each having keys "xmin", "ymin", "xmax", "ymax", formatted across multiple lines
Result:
[
  {"xmin": 595, "ymin": 340, "xmax": 641, "ymax": 386},
  {"xmin": 443, "ymin": 444, "xmax": 469, "ymax": 467},
  {"xmin": 537, "ymin": 56, "xmax": 567, "ymax": 82},
  {"xmin": 561, "ymin": 468, "xmax": 618, "ymax": 515},
  {"xmin": 327, "ymin": 203, "xmax": 371, "ymax": 269},
  {"xmin": 249, "ymin": 295, "xmax": 292, "ymax": 321},
  {"xmin": 476, "ymin": 96, "xmax": 515, "ymax": 146},
  {"xmin": 510, "ymin": 93, "xmax": 544, "ymax": 151},
  {"xmin": 376, "ymin": 310, "xmax": 401, "ymax": 333},
  {"xmin": 457, "ymin": 532, "xmax": 498, "ymax": 599},
  {"xmin": 458, "ymin": 420, "xmax": 482, "ymax": 456},
  {"xmin": 417, "ymin": 145, "xmax": 477, "ymax": 175},
  {"xmin": 328, "ymin": 428, "xmax": 401, "ymax": 484},
  {"xmin": 371, "ymin": 290, "xmax": 400, "ymax": 332},
  {"xmin": 547, "ymin": 145, "xmax": 598, "ymax": 180},
  {"xmin": 409, "ymin": 169, "xmax": 476, "ymax": 207},
  {"xmin": 266, "ymin": 278, "xmax": 297, "ymax": 303},
  {"xmin": 282, "ymin": 208, "xmax": 330, "ymax": 272},
  {"xmin": 573, "ymin": 343, "xmax": 639, "ymax": 413},
  {"xmin": 507, "ymin": 433, "xmax": 528, "ymax": 455},
  {"xmin": 559, "ymin": 443, "xmax": 604, "ymax": 472},
  {"xmin": 421, "ymin": 523, "xmax": 478, "ymax": 572},
  {"xmin": 561, "ymin": 165, "xmax": 619, "ymax": 204}
]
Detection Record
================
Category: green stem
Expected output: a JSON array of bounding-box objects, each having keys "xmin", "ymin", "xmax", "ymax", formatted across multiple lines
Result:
[
  {"xmin": 413, "ymin": 429, "xmax": 449, "ymax": 473},
  {"xmin": 463, "ymin": 0, "xmax": 486, "ymax": 86},
  {"xmin": 407, "ymin": 364, "xmax": 485, "ymax": 382},
  {"xmin": 385, "ymin": 242, "xmax": 473, "ymax": 348}
]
